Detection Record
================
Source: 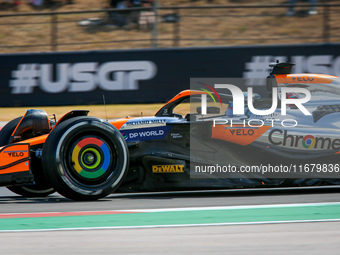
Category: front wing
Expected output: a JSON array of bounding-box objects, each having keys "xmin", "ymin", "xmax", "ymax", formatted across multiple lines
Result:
[{"xmin": 0, "ymin": 143, "xmax": 33, "ymax": 185}]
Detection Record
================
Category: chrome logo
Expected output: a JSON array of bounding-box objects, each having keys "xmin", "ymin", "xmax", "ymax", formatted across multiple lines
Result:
[
  {"xmin": 268, "ymin": 129, "xmax": 340, "ymax": 150},
  {"xmin": 302, "ymin": 135, "xmax": 316, "ymax": 149}
]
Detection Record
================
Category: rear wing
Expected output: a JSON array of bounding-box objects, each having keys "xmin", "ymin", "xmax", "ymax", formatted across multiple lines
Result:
[
  {"xmin": 0, "ymin": 143, "xmax": 33, "ymax": 185},
  {"xmin": 266, "ymin": 61, "xmax": 295, "ymax": 95},
  {"xmin": 267, "ymin": 61, "xmax": 340, "ymax": 98}
]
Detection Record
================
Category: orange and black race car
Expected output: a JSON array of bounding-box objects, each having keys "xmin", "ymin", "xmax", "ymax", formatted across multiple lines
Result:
[{"xmin": 1, "ymin": 61, "xmax": 340, "ymax": 200}]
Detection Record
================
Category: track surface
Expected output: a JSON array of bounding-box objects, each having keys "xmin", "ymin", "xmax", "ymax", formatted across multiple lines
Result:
[
  {"xmin": 1, "ymin": 187, "xmax": 340, "ymax": 254},
  {"xmin": 1, "ymin": 186, "xmax": 340, "ymax": 213}
]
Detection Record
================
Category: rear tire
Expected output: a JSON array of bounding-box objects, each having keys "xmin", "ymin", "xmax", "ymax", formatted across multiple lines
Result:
[
  {"xmin": 42, "ymin": 117, "xmax": 129, "ymax": 201},
  {"xmin": 0, "ymin": 117, "xmax": 55, "ymax": 197}
]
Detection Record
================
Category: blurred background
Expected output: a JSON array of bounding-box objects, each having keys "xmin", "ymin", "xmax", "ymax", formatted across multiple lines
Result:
[
  {"xmin": 0, "ymin": 0, "xmax": 339, "ymax": 52},
  {"xmin": 0, "ymin": 0, "xmax": 339, "ymax": 110}
]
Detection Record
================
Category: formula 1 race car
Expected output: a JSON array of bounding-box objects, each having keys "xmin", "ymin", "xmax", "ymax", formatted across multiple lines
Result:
[{"xmin": 1, "ymin": 61, "xmax": 340, "ymax": 200}]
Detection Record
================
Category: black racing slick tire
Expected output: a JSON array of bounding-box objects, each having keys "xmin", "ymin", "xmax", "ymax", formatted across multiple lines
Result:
[
  {"xmin": 6, "ymin": 185, "xmax": 54, "ymax": 198},
  {"xmin": 0, "ymin": 117, "xmax": 55, "ymax": 197},
  {"xmin": 41, "ymin": 117, "xmax": 129, "ymax": 201}
]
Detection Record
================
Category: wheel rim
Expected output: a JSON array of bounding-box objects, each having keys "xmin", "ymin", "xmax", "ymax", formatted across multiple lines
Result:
[{"xmin": 68, "ymin": 136, "xmax": 115, "ymax": 184}]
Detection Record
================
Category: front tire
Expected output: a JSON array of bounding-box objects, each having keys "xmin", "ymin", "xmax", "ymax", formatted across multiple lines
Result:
[
  {"xmin": 42, "ymin": 117, "xmax": 129, "ymax": 201},
  {"xmin": 7, "ymin": 184, "xmax": 55, "ymax": 198}
]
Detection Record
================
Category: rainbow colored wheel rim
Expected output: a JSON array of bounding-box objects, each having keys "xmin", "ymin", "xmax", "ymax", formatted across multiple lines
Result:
[{"xmin": 70, "ymin": 137, "xmax": 112, "ymax": 179}]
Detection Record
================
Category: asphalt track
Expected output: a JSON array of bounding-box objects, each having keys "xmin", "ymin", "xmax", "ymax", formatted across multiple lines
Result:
[{"xmin": 1, "ymin": 186, "xmax": 340, "ymax": 254}]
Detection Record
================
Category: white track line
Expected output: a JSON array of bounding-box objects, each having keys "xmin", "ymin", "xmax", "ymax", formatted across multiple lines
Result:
[
  {"xmin": 122, "ymin": 201, "xmax": 340, "ymax": 212},
  {"xmin": 1, "ymin": 219, "xmax": 340, "ymax": 233},
  {"xmin": 1, "ymin": 201, "xmax": 340, "ymax": 216}
]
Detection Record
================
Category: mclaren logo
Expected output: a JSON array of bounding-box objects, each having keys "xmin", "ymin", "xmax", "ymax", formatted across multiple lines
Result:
[{"xmin": 152, "ymin": 165, "xmax": 185, "ymax": 173}]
